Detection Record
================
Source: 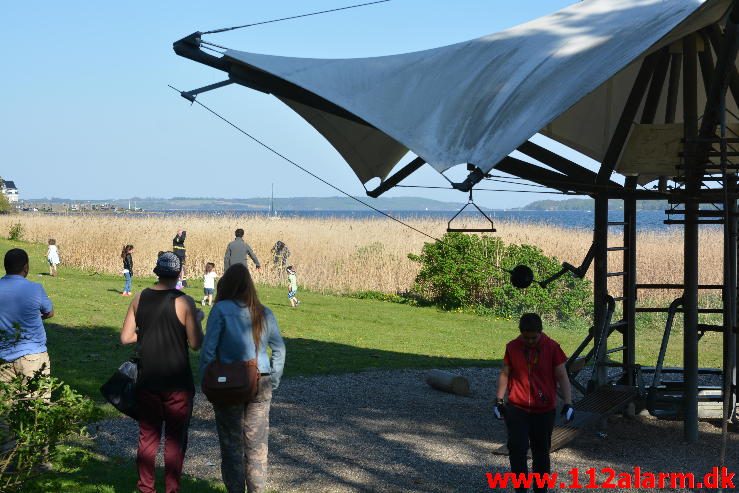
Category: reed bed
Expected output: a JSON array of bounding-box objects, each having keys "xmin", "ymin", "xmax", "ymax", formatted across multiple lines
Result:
[{"xmin": 0, "ymin": 214, "xmax": 724, "ymax": 302}]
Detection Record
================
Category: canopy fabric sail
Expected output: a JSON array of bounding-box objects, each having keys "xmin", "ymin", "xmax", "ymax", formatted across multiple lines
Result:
[{"xmin": 190, "ymin": 0, "xmax": 733, "ymax": 188}]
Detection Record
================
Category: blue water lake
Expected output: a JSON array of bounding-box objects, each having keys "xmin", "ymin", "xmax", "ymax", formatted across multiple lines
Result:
[{"xmin": 155, "ymin": 209, "xmax": 709, "ymax": 232}]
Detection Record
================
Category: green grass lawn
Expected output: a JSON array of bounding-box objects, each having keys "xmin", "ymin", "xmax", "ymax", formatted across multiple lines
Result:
[{"xmin": 0, "ymin": 237, "xmax": 725, "ymax": 491}]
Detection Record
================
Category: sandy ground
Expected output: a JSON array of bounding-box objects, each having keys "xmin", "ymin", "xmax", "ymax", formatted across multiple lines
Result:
[{"xmin": 93, "ymin": 368, "xmax": 738, "ymax": 492}]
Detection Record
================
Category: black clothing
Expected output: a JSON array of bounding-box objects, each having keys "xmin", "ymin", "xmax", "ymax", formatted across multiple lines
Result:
[
  {"xmin": 173, "ymin": 233, "xmax": 186, "ymax": 260},
  {"xmin": 505, "ymin": 404, "xmax": 556, "ymax": 493},
  {"xmin": 123, "ymin": 253, "xmax": 134, "ymax": 276},
  {"xmin": 135, "ymin": 288, "xmax": 194, "ymax": 393}
]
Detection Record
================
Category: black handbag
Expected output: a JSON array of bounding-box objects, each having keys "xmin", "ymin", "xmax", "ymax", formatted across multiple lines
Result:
[{"xmin": 100, "ymin": 359, "xmax": 139, "ymax": 419}]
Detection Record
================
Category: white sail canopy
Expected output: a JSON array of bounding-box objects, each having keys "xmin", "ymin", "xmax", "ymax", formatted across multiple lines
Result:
[{"xmin": 221, "ymin": 0, "xmax": 733, "ymax": 186}]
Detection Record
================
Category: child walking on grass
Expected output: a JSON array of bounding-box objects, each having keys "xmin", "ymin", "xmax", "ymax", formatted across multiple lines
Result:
[
  {"xmin": 202, "ymin": 262, "xmax": 217, "ymax": 306},
  {"xmin": 47, "ymin": 239, "xmax": 60, "ymax": 277},
  {"xmin": 121, "ymin": 244, "xmax": 134, "ymax": 296},
  {"xmin": 287, "ymin": 265, "xmax": 300, "ymax": 307}
]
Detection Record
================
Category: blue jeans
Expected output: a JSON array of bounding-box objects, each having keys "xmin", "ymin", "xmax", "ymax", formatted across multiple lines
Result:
[{"xmin": 123, "ymin": 272, "xmax": 132, "ymax": 293}]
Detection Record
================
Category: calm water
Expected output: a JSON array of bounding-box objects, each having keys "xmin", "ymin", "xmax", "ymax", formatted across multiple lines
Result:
[{"xmin": 154, "ymin": 209, "xmax": 710, "ymax": 232}]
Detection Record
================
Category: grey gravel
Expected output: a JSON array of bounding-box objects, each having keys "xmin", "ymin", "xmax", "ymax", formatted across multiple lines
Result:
[{"xmin": 92, "ymin": 368, "xmax": 738, "ymax": 492}]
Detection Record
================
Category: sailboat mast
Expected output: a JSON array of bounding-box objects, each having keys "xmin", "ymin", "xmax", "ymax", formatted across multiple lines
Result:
[{"xmin": 270, "ymin": 183, "xmax": 274, "ymax": 216}]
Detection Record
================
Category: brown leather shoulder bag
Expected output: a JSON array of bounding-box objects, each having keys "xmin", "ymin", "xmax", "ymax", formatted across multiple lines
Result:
[
  {"xmin": 202, "ymin": 303, "xmax": 262, "ymax": 406},
  {"xmin": 202, "ymin": 356, "xmax": 259, "ymax": 406}
]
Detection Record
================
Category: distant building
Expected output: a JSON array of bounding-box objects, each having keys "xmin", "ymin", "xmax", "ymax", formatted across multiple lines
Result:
[{"xmin": 0, "ymin": 179, "xmax": 19, "ymax": 203}]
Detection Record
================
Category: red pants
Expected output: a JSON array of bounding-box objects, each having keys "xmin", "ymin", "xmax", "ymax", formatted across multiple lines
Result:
[{"xmin": 136, "ymin": 389, "xmax": 194, "ymax": 493}]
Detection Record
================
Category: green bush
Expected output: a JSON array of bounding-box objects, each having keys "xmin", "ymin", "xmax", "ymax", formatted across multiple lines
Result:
[
  {"xmin": 8, "ymin": 223, "xmax": 24, "ymax": 241},
  {"xmin": 349, "ymin": 290, "xmax": 418, "ymax": 305},
  {"xmin": 0, "ymin": 325, "xmax": 95, "ymax": 492},
  {"xmin": 408, "ymin": 233, "xmax": 592, "ymax": 321},
  {"xmin": 0, "ymin": 193, "xmax": 11, "ymax": 214}
]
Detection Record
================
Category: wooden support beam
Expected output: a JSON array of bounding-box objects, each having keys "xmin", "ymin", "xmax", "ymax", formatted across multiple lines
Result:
[
  {"xmin": 682, "ymin": 33, "xmax": 700, "ymax": 444},
  {"xmin": 706, "ymin": 24, "xmax": 739, "ymax": 112},
  {"xmin": 593, "ymin": 196, "xmax": 610, "ymax": 386},
  {"xmin": 493, "ymin": 156, "xmax": 614, "ymax": 194},
  {"xmin": 517, "ymin": 141, "xmax": 600, "ymax": 185},
  {"xmin": 698, "ymin": 33, "xmax": 716, "ymax": 97},
  {"xmin": 623, "ymin": 176, "xmax": 638, "ymax": 385},
  {"xmin": 597, "ymin": 54, "xmax": 657, "ymax": 185},
  {"xmin": 699, "ymin": 16, "xmax": 739, "ymax": 143},
  {"xmin": 641, "ymin": 49, "xmax": 671, "ymax": 124},
  {"xmin": 665, "ymin": 52, "xmax": 682, "ymax": 124}
]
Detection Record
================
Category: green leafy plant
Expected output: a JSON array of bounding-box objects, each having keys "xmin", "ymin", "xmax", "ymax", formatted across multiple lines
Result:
[
  {"xmin": 348, "ymin": 290, "xmax": 419, "ymax": 305},
  {"xmin": 0, "ymin": 192, "xmax": 11, "ymax": 214},
  {"xmin": 408, "ymin": 233, "xmax": 592, "ymax": 321},
  {"xmin": 0, "ymin": 324, "xmax": 95, "ymax": 492},
  {"xmin": 8, "ymin": 223, "xmax": 24, "ymax": 241}
]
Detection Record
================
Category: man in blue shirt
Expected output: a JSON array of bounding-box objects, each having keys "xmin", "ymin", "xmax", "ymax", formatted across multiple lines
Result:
[{"xmin": 0, "ymin": 249, "xmax": 54, "ymax": 384}]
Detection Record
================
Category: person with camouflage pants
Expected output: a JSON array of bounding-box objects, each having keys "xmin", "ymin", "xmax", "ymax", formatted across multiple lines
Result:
[
  {"xmin": 213, "ymin": 378, "xmax": 273, "ymax": 492},
  {"xmin": 200, "ymin": 264, "xmax": 286, "ymax": 493}
]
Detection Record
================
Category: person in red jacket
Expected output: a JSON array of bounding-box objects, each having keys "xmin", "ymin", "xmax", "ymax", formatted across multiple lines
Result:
[{"xmin": 494, "ymin": 313, "xmax": 574, "ymax": 493}]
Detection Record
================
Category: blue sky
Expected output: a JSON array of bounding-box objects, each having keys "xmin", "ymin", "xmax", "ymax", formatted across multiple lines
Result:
[{"xmin": 1, "ymin": 0, "xmax": 586, "ymax": 208}]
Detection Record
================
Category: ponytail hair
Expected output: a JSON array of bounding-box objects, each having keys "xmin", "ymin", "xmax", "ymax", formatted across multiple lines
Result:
[{"xmin": 121, "ymin": 244, "xmax": 133, "ymax": 259}]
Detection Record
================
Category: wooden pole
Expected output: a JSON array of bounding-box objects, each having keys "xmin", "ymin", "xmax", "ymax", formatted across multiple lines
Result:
[{"xmin": 682, "ymin": 33, "xmax": 700, "ymax": 444}]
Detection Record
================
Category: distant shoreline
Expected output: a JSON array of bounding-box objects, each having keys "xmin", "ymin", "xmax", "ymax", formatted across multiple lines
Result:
[{"xmin": 5, "ymin": 209, "xmax": 698, "ymax": 232}]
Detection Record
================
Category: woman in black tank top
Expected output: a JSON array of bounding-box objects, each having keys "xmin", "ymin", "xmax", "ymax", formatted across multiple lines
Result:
[
  {"xmin": 136, "ymin": 289, "xmax": 194, "ymax": 393},
  {"xmin": 120, "ymin": 252, "xmax": 203, "ymax": 493}
]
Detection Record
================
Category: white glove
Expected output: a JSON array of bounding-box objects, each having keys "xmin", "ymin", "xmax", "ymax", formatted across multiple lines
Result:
[
  {"xmin": 493, "ymin": 399, "xmax": 506, "ymax": 420},
  {"xmin": 561, "ymin": 404, "xmax": 574, "ymax": 423}
]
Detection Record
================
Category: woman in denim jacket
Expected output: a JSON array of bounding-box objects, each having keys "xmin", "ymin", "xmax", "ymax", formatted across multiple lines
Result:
[{"xmin": 200, "ymin": 263, "xmax": 286, "ymax": 493}]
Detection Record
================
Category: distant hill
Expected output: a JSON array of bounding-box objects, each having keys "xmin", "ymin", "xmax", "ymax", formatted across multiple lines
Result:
[
  {"xmin": 519, "ymin": 198, "xmax": 668, "ymax": 211},
  {"xmin": 24, "ymin": 196, "xmax": 473, "ymax": 212}
]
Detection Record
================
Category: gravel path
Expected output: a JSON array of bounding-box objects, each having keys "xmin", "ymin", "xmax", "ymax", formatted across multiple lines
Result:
[{"xmin": 93, "ymin": 368, "xmax": 738, "ymax": 492}]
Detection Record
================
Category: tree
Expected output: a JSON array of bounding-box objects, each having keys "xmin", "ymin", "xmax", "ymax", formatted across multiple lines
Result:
[{"xmin": 0, "ymin": 191, "xmax": 10, "ymax": 214}]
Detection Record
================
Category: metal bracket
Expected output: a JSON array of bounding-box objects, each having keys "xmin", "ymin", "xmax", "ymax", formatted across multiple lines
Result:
[
  {"xmin": 451, "ymin": 164, "xmax": 488, "ymax": 193},
  {"xmin": 179, "ymin": 79, "xmax": 235, "ymax": 103}
]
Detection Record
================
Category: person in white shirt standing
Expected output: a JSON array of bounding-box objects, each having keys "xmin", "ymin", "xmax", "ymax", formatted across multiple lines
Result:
[
  {"xmin": 202, "ymin": 262, "xmax": 218, "ymax": 306},
  {"xmin": 46, "ymin": 239, "xmax": 60, "ymax": 277}
]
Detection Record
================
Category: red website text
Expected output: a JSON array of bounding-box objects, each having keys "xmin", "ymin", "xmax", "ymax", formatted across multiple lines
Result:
[{"xmin": 485, "ymin": 466, "xmax": 735, "ymax": 490}]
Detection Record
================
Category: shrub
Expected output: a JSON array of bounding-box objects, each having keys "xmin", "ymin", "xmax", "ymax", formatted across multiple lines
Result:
[
  {"xmin": 0, "ymin": 325, "xmax": 95, "ymax": 492},
  {"xmin": 408, "ymin": 233, "xmax": 592, "ymax": 321},
  {"xmin": 8, "ymin": 223, "xmax": 24, "ymax": 241},
  {"xmin": 0, "ymin": 193, "xmax": 11, "ymax": 214},
  {"xmin": 348, "ymin": 290, "xmax": 418, "ymax": 305}
]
